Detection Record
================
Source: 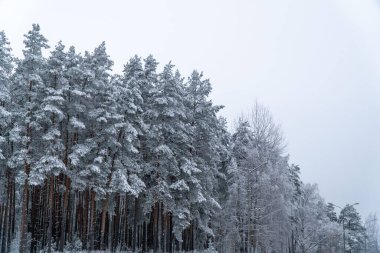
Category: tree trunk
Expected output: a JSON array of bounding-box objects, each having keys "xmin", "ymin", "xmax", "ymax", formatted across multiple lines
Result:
[
  {"xmin": 100, "ymin": 196, "xmax": 108, "ymax": 250},
  {"xmin": 19, "ymin": 162, "xmax": 30, "ymax": 253},
  {"xmin": 47, "ymin": 176, "xmax": 54, "ymax": 253},
  {"xmin": 59, "ymin": 176, "xmax": 71, "ymax": 251},
  {"xmin": 133, "ymin": 197, "xmax": 140, "ymax": 252},
  {"xmin": 158, "ymin": 202, "xmax": 162, "ymax": 252},
  {"xmin": 89, "ymin": 189, "xmax": 95, "ymax": 250},
  {"xmin": 83, "ymin": 189, "xmax": 89, "ymax": 249},
  {"xmin": 1, "ymin": 171, "xmax": 10, "ymax": 253},
  {"xmin": 7, "ymin": 173, "xmax": 15, "ymax": 253}
]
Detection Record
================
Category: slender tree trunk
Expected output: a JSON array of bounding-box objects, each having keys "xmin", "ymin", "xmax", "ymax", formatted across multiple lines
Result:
[
  {"xmin": 153, "ymin": 202, "xmax": 158, "ymax": 252},
  {"xmin": 158, "ymin": 202, "xmax": 162, "ymax": 253},
  {"xmin": 54, "ymin": 175, "xmax": 61, "ymax": 249},
  {"xmin": 100, "ymin": 152, "xmax": 117, "ymax": 250},
  {"xmin": 108, "ymin": 208, "xmax": 112, "ymax": 251},
  {"xmin": 126, "ymin": 198, "xmax": 129, "ymax": 249},
  {"xmin": 19, "ymin": 162, "xmax": 30, "ymax": 253},
  {"xmin": 59, "ymin": 176, "xmax": 71, "ymax": 251},
  {"xmin": 143, "ymin": 220, "xmax": 147, "ymax": 253},
  {"xmin": 132, "ymin": 197, "xmax": 139, "ymax": 252},
  {"xmin": 1, "ymin": 171, "xmax": 10, "ymax": 253},
  {"xmin": 47, "ymin": 176, "xmax": 54, "ymax": 253},
  {"xmin": 7, "ymin": 173, "xmax": 15, "ymax": 253},
  {"xmin": 89, "ymin": 190, "xmax": 95, "ymax": 250},
  {"xmin": 113, "ymin": 194, "xmax": 120, "ymax": 251},
  {"xmin": 169, "ymin": 213, "xmax": 173, "ymax": 253},
  {"xmin": 0, "ymin": 200, "xmax": 5, "ymax": 252},
  {"xmin": 67, "ymin": 191, "xmax": 75, "ymax": 245},
  {"xmin": 100, "ymin": 196, "xmax": 108, "ymax": 250},
  {"xmin": 0, "ymin": 204, "xmax": 4, "ymax": 249},
  {"xmin": 30, "ymin": 185, "xmax": 41, "ymax": 253},
  {"xmin": 83, "ymin": 189, "xmax": 89, "ymax": 249}
]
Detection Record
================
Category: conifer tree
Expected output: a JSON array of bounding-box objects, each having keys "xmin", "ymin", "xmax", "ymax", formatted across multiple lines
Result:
[
  {"xmin": 0, "ymin": 30, "xmax": 14, "ymax": 253},
  {"xmin": 9, "ymin": 24, "xmax": 49, "ymax": 253}
]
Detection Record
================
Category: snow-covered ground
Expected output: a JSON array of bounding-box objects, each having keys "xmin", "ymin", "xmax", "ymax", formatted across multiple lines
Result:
[{"xmin": 61, "ymin": 251, "xmax": 217, "ymax": 253}]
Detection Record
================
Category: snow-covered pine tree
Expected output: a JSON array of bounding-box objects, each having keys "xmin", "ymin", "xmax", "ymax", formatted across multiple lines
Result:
[
  {"xmin": 111, "ymin": 55, "xmax": 146, "ymax": 251},
  {"xmin": 209, "ymin": 116, "xmax": 231, "ymax": 251},
  {"xmin": 146, "ymin": 63, "xmax": 191, "ymax": 252},
  {"xmin": 0, "ymin": 30, "xmax": 14, "ymax": 253},
  {"xmin": 185, "ymin": 71, "xmax": 225, "ymax": 249},
  {"xmin": 8, "ymin": 24, "xmax": 49, "ymax": 253},
  {"xmin": 227, "ymin": 119, "xmax": 253, "ymax": 252},
  {"xmin": 59, "ymin": 45, "xmax": 95, "ymax": 251},
  {"xmin": 339, "ymin": 204, "xmax": 366, "ymax": 251},
  {"xmin": 288, "ymin": 163, "xmax": 304, "ymax": 252},
  {"xmin": 75, "ymin": 42, "xmax": 118, "ymax": 250},
  {"xmin": 0, "ymin": 31, "xmax": 13, "ymax": 161},
  {"xmin": 34, "ymin": 41, "xmax": 67, "ymax": 253}
]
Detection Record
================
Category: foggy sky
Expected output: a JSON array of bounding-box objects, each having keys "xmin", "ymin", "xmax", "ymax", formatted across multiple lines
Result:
[{"xmin": 1, "ymin": 0, "xmax": 379, "ymax": 219}]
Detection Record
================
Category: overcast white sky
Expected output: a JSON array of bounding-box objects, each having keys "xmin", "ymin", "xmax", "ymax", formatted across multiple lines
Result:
[{"xmin": 1, "ymin": 0, "xmax": 380, "ymax": 218}]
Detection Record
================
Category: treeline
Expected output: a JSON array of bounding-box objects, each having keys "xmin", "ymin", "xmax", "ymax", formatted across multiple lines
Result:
[{"xmin": 0, "ymin": 24, "xmax": 378, "ymax": 253}]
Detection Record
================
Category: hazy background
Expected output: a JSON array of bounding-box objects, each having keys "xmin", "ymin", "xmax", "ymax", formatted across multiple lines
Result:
[{"xmin": 1, "ymin": 0, "xmax": 379, "ymax": 219}]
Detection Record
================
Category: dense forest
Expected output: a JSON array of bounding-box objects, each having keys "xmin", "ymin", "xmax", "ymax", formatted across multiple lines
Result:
[{"xmin": 0, "ymin": 24, "xmax": 378, "ymax": 253}]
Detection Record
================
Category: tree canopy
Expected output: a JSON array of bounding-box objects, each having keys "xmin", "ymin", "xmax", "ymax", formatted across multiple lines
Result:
[{"xmin": 0, "ymin": 24, "xmax": 375, "ymax": 253}]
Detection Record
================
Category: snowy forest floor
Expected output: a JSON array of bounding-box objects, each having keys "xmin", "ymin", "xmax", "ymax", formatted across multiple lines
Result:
[{"xmin": 59, "ymin": 251, "xmax": 217, "ymax": 253}]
